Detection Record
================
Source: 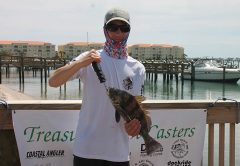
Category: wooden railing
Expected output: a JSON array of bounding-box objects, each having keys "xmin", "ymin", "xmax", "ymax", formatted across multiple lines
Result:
[{"xmin": 0, "ymin": 100, "xmax": 239, "ymax": 166}]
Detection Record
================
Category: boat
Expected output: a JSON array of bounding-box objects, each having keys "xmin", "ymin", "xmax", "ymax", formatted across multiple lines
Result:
[{"xmin": 183, "ymin": 59, "xmax": 240, "ymax": 83}]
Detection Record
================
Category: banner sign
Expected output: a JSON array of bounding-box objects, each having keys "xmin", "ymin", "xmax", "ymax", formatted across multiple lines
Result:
[
  {"xmin": 129, "ymin": 109, "xmax": 206, "ymax": 166},
  {"xmin": 12, "ymin": 110, "xmax": 79, "ymax": 166},
  {"xmin": 12, "ymin": 109, "xmax": 206, "ymax": 166}
]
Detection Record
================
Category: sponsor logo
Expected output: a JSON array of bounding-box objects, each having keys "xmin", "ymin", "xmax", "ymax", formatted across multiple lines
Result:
[
  {"xmin": 26, "ymin": 149, "xmax": 64, "ymax": 159},
  {"xmin": 123, "ymin": 77, "xmax": 133, "ymax": 90},
  {"xmin": 134, "ymin": 159, "xmax": 154, "ymax": 166},
  {"xmin": 167, "ymin": 160, "xmax": 192, "ymax": 166},
  {"xmin": 171, "ymin": 139, "xmax": 189, "ymax": 158},
  {"xmin": 140, "ymin": 143, "xmax": 163, "ymax": 157}
]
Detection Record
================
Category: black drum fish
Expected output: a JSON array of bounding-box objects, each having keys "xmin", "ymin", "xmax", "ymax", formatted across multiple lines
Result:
[
  {"xmin": 91, "ymin": 62, "xmax": 162, "ymax": 155},
  {"xmin": 107, "ymin": 87, "xmax": 162, "ymax": 155}
]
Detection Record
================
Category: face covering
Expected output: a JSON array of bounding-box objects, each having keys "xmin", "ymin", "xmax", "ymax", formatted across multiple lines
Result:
[{"xmin": 103, "ymin": 28, "xmax": 129, "ymax": 59}]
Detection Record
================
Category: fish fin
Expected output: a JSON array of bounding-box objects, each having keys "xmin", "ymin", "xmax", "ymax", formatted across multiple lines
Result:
[
  {"xmin": 145, "ymin": 114, "xmax": 152, "ymax": 132},
  {"xmin": 143, "ymin": 109, "xmax": 150, "ymax": 115},
  {"xmin": 144, "ymin": 135, "xmax": 162, "ymax": 155},
  {"xmin": 134, "ymin": 96, "xmax": 145, "ymax": 103},
  {"xmin": 115, "ymin": 110, "xmax": 120, "ymax": 123},
  {"xmin": 114, "ymin": 105, "xmax": 132, "ymax": 122},
  {"xmin": 141, "ymin": 108, "xmax": 151, "ymax": 132}
]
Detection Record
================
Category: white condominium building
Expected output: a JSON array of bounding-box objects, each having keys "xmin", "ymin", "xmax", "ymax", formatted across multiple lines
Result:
[
  {"xmin": 58, "ymin": 42, "xmax": 185, "ymax": 61},
  {"xmin": 0, "ymin": 40, "xmax": 55, "ymax": 58},
  {"xmin": 128, "ymin": 44, "xmax": 184, "ymax": 61},
  {"xmin": 58, "ymin": 42, "xmax": 104, "ymax": 60},
  {"xmin": 0, "ymin": 40, "xmax": 184, "ymax": 61}
]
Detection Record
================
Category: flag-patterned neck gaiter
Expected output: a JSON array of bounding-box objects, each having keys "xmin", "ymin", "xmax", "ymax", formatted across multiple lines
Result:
[{"xmin": 103, "ymin": 28, "xmax": 129, "ymax": 59}]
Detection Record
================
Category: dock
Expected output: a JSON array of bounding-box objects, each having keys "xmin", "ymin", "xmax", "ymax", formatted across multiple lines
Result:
[
  {"xmin": 141, "ymin": 60, "xmax": 189, "ymax": 82},
  {"xmin": 0, "ymin": 56, "xmax": 191, "ymax": 84},
  {"xmin": 0, "ymin": 55, "xmax": 65, "ymax": 84},
  {"xmin": 1, "ymin": 55, "xmax": 240, "ymax": 84},
  {"xmin": 0, "ymin": 100, "xmax": 240, "ymax": 166}
]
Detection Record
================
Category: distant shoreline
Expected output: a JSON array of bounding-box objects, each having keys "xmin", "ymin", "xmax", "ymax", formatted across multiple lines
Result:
[{"xmin": 0, "ymin": 85, "xmax": 35, "ymax": 101}]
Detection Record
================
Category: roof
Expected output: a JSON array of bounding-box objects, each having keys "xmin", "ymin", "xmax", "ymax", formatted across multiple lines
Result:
[
  {"xmin": 63, "ymin": 42, "xmax": 104, "ymax": 46},
  {"xmin": 130, "ymin": 44, "xmax": 183, "ymax": 48},
  {"xmin": 0, "ymin": 40, "xmax": 51, "ymax": 45}
]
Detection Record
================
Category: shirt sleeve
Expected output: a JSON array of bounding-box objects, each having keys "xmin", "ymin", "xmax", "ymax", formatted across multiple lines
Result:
[{"xmin": 68, "ymin": 51, "xmax": 89, "ymax": 80}]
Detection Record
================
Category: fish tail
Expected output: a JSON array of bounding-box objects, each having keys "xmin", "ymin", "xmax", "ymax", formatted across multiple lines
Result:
[{"xmin": 144, "ymin": 135, "xmax": 162, "ymax": 155}]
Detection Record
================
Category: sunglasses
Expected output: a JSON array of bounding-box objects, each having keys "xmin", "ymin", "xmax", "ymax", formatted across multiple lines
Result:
[{"xmin": 105, "ymin": 24, "xmax": 130, "ymax": 33}]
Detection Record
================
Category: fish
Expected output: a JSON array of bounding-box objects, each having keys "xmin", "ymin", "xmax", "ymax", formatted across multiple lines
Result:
[
  {"xmin": 91, "ymin": 62, "xmax": 162, "ymax": 154},
  {"xmin": 107, "ymin": 87, "xmax": 162, "ymax": 155}
]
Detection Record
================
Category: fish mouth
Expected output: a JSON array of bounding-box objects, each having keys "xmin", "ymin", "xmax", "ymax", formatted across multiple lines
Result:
[{"xmin": 106, "ymin": 87, "xmax": 114, "ymax": 95}]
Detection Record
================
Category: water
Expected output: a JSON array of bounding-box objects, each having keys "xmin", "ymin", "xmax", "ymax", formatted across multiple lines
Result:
[
  {"xmin": 1, "ymin": 69, "xmax": 240, "ymax": 165},
  {"xmin": 1, "ymin": 69, "xmax": 240, "ymax": 101}
]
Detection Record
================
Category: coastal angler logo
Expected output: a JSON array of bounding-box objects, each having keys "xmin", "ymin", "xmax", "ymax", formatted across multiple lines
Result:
[
  {"xmin": 171, "ymin": 139, "xmax": 189, "ymax": 159},
  {"xmin": 26, "ymin": 149, "xmax": 64, "ymax": 159},
  {"xmin": 140, "ymin": 143, "xmax": 163, "ymax": 157}
]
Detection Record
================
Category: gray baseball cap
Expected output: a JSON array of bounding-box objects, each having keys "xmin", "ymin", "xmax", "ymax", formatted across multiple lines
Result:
[{"xmin": 104, "ymin": 7, "xmax": 130, "ymax": 25}]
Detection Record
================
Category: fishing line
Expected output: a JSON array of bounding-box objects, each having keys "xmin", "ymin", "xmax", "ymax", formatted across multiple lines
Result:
[{"xmin": 92, "ymin": 61, "xmax": 124, "ymax": 122}]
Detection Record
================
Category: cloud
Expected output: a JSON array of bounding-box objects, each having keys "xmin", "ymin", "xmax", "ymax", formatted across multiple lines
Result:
[{"xmin": 1, "ymin": 0, "xmax": 240, "ymax": 58}]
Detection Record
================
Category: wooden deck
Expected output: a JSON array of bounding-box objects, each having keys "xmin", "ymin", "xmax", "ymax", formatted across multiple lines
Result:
[{"xmin": 0, "ymin": 100, "xmax": 239, "ymax": 166}]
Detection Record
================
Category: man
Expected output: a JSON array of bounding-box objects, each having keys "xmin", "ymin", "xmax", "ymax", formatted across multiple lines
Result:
[{"xmin": 49, "ymin": 7, "xmax": 145, "ymax": 166}]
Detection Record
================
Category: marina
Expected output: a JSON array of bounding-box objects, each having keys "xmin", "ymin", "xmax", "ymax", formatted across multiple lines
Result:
[
  {"xmin": 0, "ymin": 55, "xmax": 240, "ymax": 166},
  {"xmin": 1, "ymin": 1, "xmax": 240, "ymax": 165},
  {"xmin": 1, "ymin": 55, "xmax": 240, "ymax": 84},
  {"xmin": 0, "ymin": 67, "xmax": 239, "ymax": 101}
]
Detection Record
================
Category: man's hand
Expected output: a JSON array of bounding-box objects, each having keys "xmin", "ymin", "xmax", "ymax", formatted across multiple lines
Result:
[
  {"xmin": 87, "ymin": 49, "xmax": 101, "ymax": 62},
  {"xmin": 80, "ymin": 49, "xmax": 101, "ymax": 67},
  {"xmin": 124, "ymin": 119, "xmax": 141, "ymax": 137}
]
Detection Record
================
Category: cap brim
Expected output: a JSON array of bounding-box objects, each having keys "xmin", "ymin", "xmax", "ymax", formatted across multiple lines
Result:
[{"xmin": 106, "ymin": 17, "xmax": 130, "ymax": 25}]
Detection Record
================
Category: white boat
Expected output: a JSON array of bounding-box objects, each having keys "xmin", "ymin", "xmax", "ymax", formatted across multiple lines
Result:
[{"xmin": 183, "ymin": 59, "xmax": 240, "ymax": 83}]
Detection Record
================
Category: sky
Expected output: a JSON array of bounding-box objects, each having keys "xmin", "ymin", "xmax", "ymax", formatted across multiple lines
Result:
[{"xmin": 1, "ymin": 0, "xmax": 240, "ymax": 58}]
